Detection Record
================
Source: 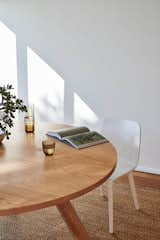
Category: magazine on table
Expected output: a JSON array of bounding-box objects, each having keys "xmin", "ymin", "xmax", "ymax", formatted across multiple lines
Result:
[{"xmin": 47, "ymin": 126, "xmax": 108, "ymax": 149}]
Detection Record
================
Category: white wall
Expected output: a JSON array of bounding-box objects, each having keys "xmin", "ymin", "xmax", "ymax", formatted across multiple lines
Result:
[
  {"xmin": 0, "ymin": 21, "xmax": 17, "ymax": 93},
  {"xmin": 0, "ymin": 0, "xmax": 160, "ymax": 174}
]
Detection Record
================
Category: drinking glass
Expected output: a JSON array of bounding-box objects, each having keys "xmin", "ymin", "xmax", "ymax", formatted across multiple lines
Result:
[{"xmin": 24, "ymin": 105, "xmax": 35, "ymax": 133}]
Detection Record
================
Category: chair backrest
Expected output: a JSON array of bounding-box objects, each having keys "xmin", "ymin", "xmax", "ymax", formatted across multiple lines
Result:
[{"xmin": 101, "ymin": 119, "xmax": 141, "ymax": 180}]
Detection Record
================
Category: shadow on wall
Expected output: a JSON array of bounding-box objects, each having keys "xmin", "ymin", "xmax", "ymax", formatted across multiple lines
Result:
[
  {"xmin": 0, "ymin": 20, "xmax": 101, "ymax": 129},
  {"xmin": 27, "ymin": 47, "xmax": 65, "ymax": 123},
  {"xmin": 0, "ymin": 2, "xmax": 108, "ymax": 130},
  {"xmin": 0, "ymin": 1, "xmax": 149, "ymax": 128}
]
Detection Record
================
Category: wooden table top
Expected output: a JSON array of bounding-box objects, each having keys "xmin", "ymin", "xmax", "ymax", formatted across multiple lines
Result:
[{"xmin": 0, "ymin": 123, "xmax": 117, "ymax": 216}]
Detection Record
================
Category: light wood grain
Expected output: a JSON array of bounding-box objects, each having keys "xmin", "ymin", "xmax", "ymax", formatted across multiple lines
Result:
[
  {"xmin": 0, "ymin": 123, "xmax": 117, "ymax": 216},
  {"xmin": 57, "ymin": 201, "xmax": 91, "ymax": 240}
]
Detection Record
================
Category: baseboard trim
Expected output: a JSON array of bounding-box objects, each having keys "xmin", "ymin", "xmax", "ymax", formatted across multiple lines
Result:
[{"xmin": 136, "ymin": 166, "xmax": 160, "ymax": 175}]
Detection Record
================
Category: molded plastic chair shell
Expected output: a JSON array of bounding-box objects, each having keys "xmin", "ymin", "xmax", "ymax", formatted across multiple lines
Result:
[{"xmin": 101, "ymin": 119, "xmax": 141, "ymax": 180}]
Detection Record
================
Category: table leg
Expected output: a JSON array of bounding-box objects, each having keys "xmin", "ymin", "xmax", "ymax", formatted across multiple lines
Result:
[{"xmin": 57, "ymin": 201, "xmax": 91, "ymax": 240}]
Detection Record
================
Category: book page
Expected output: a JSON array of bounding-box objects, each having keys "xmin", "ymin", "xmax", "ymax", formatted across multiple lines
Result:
[
  {"xmin": 64, "ymin": 131, "xmax": 107, "ymax": 149},
  {"xmin": 47, "ymin": 126, "xmax": 90, "ymax": 139}
]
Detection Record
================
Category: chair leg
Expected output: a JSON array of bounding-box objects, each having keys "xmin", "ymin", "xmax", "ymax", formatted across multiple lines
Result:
[
  {"xmin": 128, "ymin": 171, "xmax": 140, "ymax": 210},
  {"xmin": 100, "ymin": 185, "xmax": 104, "ymax": 197},
  {"xmin": 100, "ymin": 185, "xmax": 108, "ymax": 200},
  {"xmin": 108, "ymin": 181, "xmax": 113, "ymax": 234}
]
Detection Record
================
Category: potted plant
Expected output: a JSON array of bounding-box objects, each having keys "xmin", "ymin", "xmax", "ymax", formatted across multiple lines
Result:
[{"xmin": 0, "ymin": 84, "xmax": 27, "ymax": 142}]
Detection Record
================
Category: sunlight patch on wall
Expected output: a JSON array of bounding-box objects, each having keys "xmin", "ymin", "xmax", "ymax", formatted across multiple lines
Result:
[
  {"xmin": 74, "ymin": 93, "xmax": 99, "ymax": 130},
  {"xmin": 0, "ymin": 22, "xmax": 17, "ymax": 93},
  {"xmin": 27, "ymin": 47, "xmax": 64, "ymax": 122}
]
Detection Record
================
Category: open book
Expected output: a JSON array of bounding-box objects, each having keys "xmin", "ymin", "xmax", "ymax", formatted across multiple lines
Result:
[{"xmin": 47, "ymin": 126, "xmax": 108, "ymax": 149}]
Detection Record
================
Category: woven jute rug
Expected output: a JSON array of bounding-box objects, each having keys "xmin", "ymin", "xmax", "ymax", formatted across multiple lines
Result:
[{"xmin": 0, "ymin": 182, "xmax": 159, "ymax": 240}]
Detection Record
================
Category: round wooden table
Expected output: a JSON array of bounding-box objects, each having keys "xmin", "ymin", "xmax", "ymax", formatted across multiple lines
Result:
[{"xmin": 0, "ymin": 123, "xmax": 117, "ymax": 239}]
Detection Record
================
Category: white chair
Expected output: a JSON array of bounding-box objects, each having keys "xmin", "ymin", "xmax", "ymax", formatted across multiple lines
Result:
[{"xmin": 100, "ymin": 119, "xmax": 141, "ymax": 233}]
